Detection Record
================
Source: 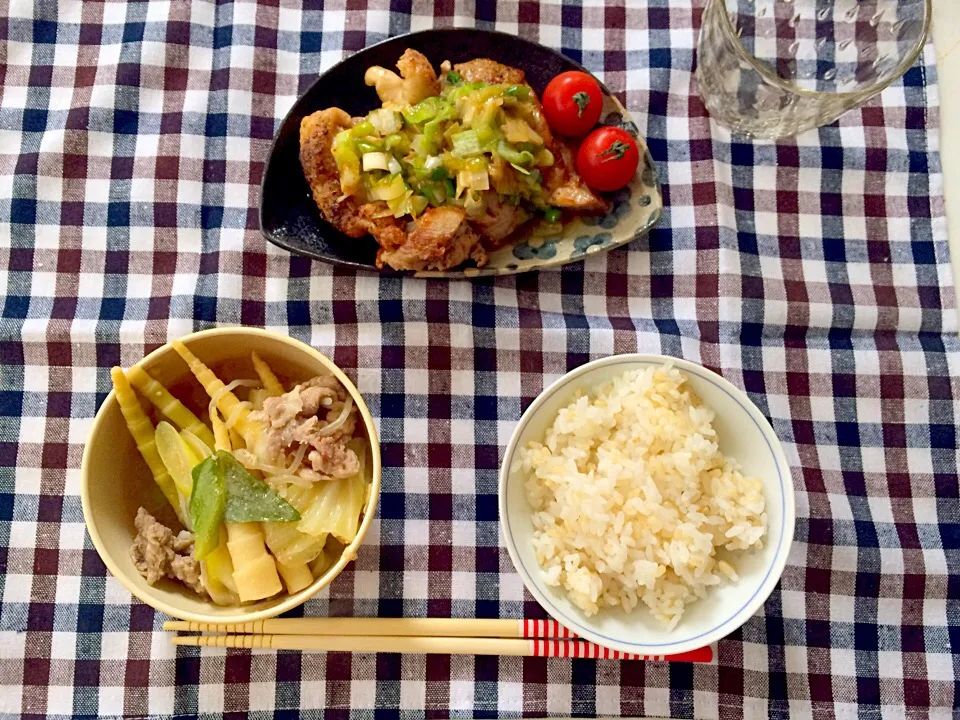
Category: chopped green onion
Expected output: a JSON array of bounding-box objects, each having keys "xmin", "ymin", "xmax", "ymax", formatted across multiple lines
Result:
[
  {"xmin": 443, "ymin": 81, "xmax": 488, "ymax": 103},
  {"xmin": 411, "ymin": 134, "xmax": 429, "ymax": 156},
  {"xmin": 410, "ymin": 162, "xmax": 431, "ymax": 180},
  {"xmin": 355, "ymin": 138, "xmax": 383, "ymax": 154},
  {"xmin": 510, "ymin": 162, "xmax": 530, "ymax": 175},
  {"xmin": 504, "ymin": 84, "xmax": 530, "ymax": 99},
  {"xmin": 362, "ymin": 152, "xmax": 390, "ymax": 172},
  {"xmin": 422, "ymin": 118, "xmax": 444, "ymax": 153},
  {"xmin": 410, "ymin": 195, "xmax": 429, "ymax": 216},
  {"xmin": 332, "ymin": 129, "xmax": 361, "ymax": 193},
  {"xmin": 418, "ymin": 184, "xmax": 440, "ymax": 206},
  {"xmin": 387, "ymin": 155, "xmax": 403, "ymax": 175},
  {"xmin": 384, "ymin": 134, "xmax": 408, "ymax": 153},
  {"xmin": 464, "ymin": 156, "xmax": 488, "ymax": 172},
  {"xmin": 443, "ymin": 178, "xmax": 456, "ymax": 198},
  {"xmin": 429, "ymin": 166, "xmax": 448, "ymax": 181},
  {"xmin": 498, "ymin": 140, "xmax": 535, "ymax": 167},
  {"xmin": 451, "ymin": 129, "xmax": 482, "ymax": 157},
  {"xmin": 368, "ymin": 108, "xmax": 402, "ymax": 135},
  {"xmin": 463, "ymin": 190, "xmax": 486, "ymax": 217},
  {"xmin": 370, "ymin": 174, "xmax": 407, "ymax": 201},
  {"xmin": 403, "ymin": 96, "xmax": 454, "ymax": 125},
  {"xmin": 387, "ymin": 192, "xmax": 411, "ymax": 217},
  {"xmin": 447, "ymin": 71, "xmax": 463, "ymax": 85},
  {"xmin": 476, "ymin": 125, "xmax": 498, "ymax": 147},
  {"xmin": 457, "ymin": 169, "xmax": 489, "ymax": 192},
  {"xmin": 350, "ymin": 120, "xmax": 377, "ymax": 137},
  {"xmin": 544, "ymin": 207, "xmax": 562, "ymax": 224}
]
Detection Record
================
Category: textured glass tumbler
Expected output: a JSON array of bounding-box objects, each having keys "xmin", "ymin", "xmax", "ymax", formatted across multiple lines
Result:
[{"xmin": 696, "ymin": 0, "xmax": 931, "ymax": 138}]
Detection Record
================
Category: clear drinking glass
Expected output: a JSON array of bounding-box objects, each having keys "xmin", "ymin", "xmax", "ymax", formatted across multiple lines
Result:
[{"xmin": 696, "ymin": 0, "xmax": 931, "ymax": 138}]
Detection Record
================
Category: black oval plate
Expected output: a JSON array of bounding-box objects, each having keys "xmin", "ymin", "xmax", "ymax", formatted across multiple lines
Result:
[{"xmin": 260, "ymin": 29, "xmax": 641, "ymax": 275}]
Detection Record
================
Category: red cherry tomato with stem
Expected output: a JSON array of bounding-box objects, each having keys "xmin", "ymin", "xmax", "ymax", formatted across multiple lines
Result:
[
  {"xmin": 576, "ymin": 126, "xmax": 640, "ymax": 192},
  {"xmin": 541, "ymin": 71, "xmax": 604, "ymax": 137}
]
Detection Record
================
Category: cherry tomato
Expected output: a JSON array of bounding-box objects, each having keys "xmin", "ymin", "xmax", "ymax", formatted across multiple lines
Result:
[
  {"xmin": 541, "ymin": 71, "xmax": 604, "ymax": 137},
  {"xmin": 576, "ymin": 126, "xmax": 640, "ymax": 192}
]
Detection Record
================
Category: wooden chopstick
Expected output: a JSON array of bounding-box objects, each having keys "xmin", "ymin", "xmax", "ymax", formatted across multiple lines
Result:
[
  {"xmin": 164, "ymin": 617, "xmax": 577, "ymax": 639},
  {"xmin": 171, "ymin": 633, "xmax": 713, "ymax": 661},
  {"xmin": 164, "ymin": 618, "xmax": 712, "ymax": 662}
]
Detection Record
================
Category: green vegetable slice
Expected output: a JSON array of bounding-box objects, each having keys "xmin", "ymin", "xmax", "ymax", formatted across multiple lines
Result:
[
  {"xmin": 504, "ymin": 84, "xmax": 531, "ymax": 99},
  {"xmin": 219, "ymin": 451, "xmax": 300, "ymax": 523},
  {"xmin": 544, "ymin": 207, "xmax": 562, "ymax": 224},
  {"xmin": 442, "ymin": 81, "xmax": 487, "ymax": 103},
  {"xmin": 451, "ymin": 129, "xmax": 481, "ymax": 157},
  {"xmin": 497, "ymin": 140, "xmax": 535, "ymax": 167},
  {"xmin": 350, "ymin": 120, "xmax": 377, "ymax": 137},
  {"xmin": 384, "ymin": 134, "xmax": 408, "ymax": 153},
  {"xmin": 355, "ymin": 138, "xmax": 383, "ymax": 154},
  {"xmin": 189, "ymin": 456, "xmax": 227, "ymax": 560},
  {"xmin": 418, "ymin": 183, "xmax": 440, "ymax": 206},
  {"xmin": 403, "ymin": 96, "xmax": 454, "ymax": 125},
  {"xmin": 422, "ymin": 118, "xmax": 445, "ymax": 153}
]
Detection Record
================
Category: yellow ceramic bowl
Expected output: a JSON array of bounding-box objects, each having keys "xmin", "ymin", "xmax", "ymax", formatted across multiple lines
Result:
[{"xmin": 80, "ymin": 327, "xmax": 381, "ymax": 622}]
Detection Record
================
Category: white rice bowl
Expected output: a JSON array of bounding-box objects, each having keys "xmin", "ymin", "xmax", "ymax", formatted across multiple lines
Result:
[{"xmin": 516, "ymin": 364, "xmax": 767, "ymax": 630}]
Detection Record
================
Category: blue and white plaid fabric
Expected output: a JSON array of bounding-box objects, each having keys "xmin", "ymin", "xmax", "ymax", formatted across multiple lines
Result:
[{"xmin": 0, "ymin": 0, "xmax": 957, "ymax": 717}]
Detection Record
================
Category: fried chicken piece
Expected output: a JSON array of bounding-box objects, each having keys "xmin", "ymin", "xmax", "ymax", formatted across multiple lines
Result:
[
  {"xmin": 472, "ymin": 194, "xmax": 531, "ymax": 245},
  {"xmin": 298, "ymin": 111, "xmax": 483, "ymax": 271},
  {"xmin": 299, "ymin": 108, "xmax": 368, "ymax": 236},
  {"xmin": 358, "ymin": 203, "xmax": 408, "ymax": 252},
  {"xmin": 375, "ymin": 206, "xmax": 487, "ymax": 272},
  {"xmin": 300, "ymin": 53, "xmax": 608, "ymax": 269},
  {"xmin": 365, "ymin": 49, "xmax": 439, "ymax": 106},
  {"xmin": 298, "ymin": 111, "xmax": 416, "ymax": 247},
  {"xmin": 453, "ymin": 58, "xmax": 526, "ymax": 85},
  {"xmin": 454, "ymin": 58, "xmax": 607, "ymax": 213},
  {"xmin": 545, "ymin": 140, "xmax": 610, "ymax": 213}
]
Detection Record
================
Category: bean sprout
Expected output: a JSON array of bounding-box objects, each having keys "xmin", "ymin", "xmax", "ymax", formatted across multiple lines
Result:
[{"xmin": 318, "ymin": 396, "xmax": 353, "ymax": 437}]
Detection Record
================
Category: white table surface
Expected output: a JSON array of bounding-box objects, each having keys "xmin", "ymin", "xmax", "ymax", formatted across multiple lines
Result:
[{"xmin": 932, "ymin": 0, "xmax": 960, "ymax": 296}]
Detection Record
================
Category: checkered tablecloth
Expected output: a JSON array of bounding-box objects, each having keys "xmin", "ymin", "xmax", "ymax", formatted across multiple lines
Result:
[{"xmin": 1, "ymin": 0, "xmax": 958, "ymax": 717}]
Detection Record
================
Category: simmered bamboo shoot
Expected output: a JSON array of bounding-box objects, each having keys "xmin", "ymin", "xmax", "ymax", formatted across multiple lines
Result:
[
  {"xmin": 276, "ymin": 561, "xmax": 314, "ymax": 594},
  {"xmin": 111, "ymin": 367, "xmax": 184, "ymax": 523},
  {"xmin": 251, "ymin": 351, "xmax": 285, "ymax": 397},
  {"xmin": 226, "ymin": 522, "xmax": 282, "ymax": 602},
  {"xmin": 126, "ymin": 365, "xmax": 216, "ymax": 449}
]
